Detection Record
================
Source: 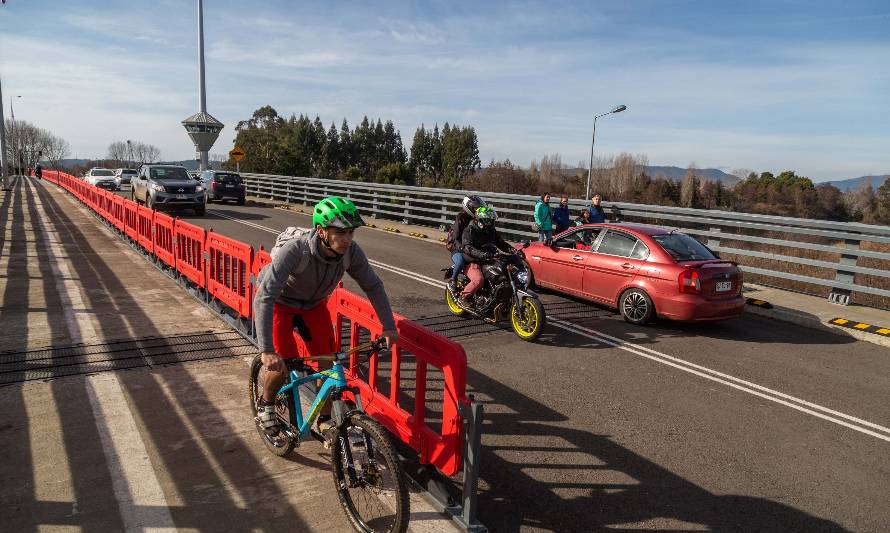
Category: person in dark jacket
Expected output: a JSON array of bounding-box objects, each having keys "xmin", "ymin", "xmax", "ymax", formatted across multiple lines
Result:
[
  {"xmin": 34, "ymin": 163, "xmax": 43, "ymax": 180},
  {"xmin": 448, "ymin": 195, "xmax": 488, "ymax": 291},
  {"xmin": 459, "ymin": 206, "xmax": 515, "ymax": 306},
  {"xmin": 553, "ymin": 195, "xmax": 571, "ymax": 234},
  {"xmin": 585, "ymin": 194, "xmax": 607, "ymax": 223}
]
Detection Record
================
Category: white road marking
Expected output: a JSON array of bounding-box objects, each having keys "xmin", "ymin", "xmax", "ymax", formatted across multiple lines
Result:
[
  {"xmin": 29, "ymin": 179, "xmax": 178, "ymax": 531},
  {"xmin": 209, "ymin": 206, "xmax": 890, "ymax": 443}
]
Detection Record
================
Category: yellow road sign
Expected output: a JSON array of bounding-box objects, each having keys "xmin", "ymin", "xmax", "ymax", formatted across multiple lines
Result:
[{"xmin": 229, "ymin": 146, "xmax": 246, "ymax": 162}]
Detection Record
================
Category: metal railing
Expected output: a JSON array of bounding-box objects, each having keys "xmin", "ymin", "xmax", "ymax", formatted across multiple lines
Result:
[{"xmin": 242, "ymin": 173, "xmax": 890, "ymax": 308}]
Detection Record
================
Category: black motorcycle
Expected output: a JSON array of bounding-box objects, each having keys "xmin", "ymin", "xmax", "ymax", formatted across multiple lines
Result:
[{"xmin": 443, "ymin": 244, "xmax": 546, "ymax": 341}]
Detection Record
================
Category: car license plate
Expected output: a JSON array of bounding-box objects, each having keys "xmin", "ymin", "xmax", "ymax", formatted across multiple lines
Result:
[
  {"xmin": 716, "ymin": 281, "xmax": 732, "ymax": 292},
  {"xmin": 176, "ymin": 194, "xmax": 188, "ymax": 200},
  {"xmin": 225, "ymin": 184, "xmax": 235, "ymax": 188}
]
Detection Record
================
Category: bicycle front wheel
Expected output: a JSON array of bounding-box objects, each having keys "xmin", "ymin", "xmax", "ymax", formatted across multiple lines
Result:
[{"xmin": 332, "ymin": 414, "xmax": 409, "ymax": 533}]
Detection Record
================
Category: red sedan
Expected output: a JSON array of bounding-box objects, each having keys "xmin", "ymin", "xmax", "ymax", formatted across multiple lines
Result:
[{"xmin": 519, "ymin": 223, "xmax": 745, "ymax": 324}]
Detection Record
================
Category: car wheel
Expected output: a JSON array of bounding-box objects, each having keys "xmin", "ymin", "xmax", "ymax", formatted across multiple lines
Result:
[
  {"xmin": 237, "ymin": 197, "xmax": 246, "ymax": 206},
  {"xmin": 521, "ymin": 259, "xmax": 536, "ymax": 289},
  {"xmin": 619, "ymin": 288, "xmax": 655, "ymax": 325}
]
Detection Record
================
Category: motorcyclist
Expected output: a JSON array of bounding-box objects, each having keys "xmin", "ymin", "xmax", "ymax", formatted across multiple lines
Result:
[
  {"xmin": 458, "ymin": 205, "xmax": 516, "ymax": 307},
  {"xmin": 447, "ymin": 195, "xmax": 488, "ymax": 293}
]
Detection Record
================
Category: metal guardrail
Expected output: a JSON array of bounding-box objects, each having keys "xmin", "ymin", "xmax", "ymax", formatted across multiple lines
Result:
[{"xmin": 242, "ymin": 173, "xmax": 890, "ymax": 307}]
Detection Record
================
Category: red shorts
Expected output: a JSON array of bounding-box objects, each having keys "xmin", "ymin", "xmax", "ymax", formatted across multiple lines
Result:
[{"xmin": 272, "ymin": 301, "xmax": 336, "ymax": 360}]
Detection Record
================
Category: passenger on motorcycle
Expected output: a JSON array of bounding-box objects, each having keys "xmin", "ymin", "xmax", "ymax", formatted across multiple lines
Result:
[
  {"xmin": 447, "ymin": 195, "xmax": 489, "ymax": 293},
  {"xmin": 458, "ymin": 205, "xmax": 517, "ymax": 307}
]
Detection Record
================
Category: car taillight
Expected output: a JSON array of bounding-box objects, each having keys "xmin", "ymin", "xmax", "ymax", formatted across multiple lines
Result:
[
  {"xmin": 678, "ymin": 269, "xmax": 701, "ymax": 294},
  {"xmin": 211, "ymin": 181, "xmax": 218, "ymax": 188}
]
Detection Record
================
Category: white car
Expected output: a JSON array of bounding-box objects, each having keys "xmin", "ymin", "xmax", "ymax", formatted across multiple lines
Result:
[{"xmin": 84, "ymin": 168, "xmax": 118, "ymax": 190}]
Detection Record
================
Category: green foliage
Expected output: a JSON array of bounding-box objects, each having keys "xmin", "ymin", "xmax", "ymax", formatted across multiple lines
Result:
[{"xmin": 375, "ymin": 162, "xmax": 414, "ymax": 185}]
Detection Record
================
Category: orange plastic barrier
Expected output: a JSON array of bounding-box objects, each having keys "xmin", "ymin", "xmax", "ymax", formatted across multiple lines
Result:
[
  {"xmin": 153, "ymin": 212, "xmax": 176, "ymax": 267},
  {"xmin": 206, "ymin": 231, "xmax": 253, "ymax": 318},
  {"xmin": 174, "ymin": 219, "xmax": 206, "ymax": 287},
  {"xmin": 136, "ymin": 205, "xmax": 154, "ymax": 252},
  {"xmin": 326, "ymin": 289, "xmax": 469, "ymax": 477},
  {"xmin": 111, "ymin": 195, "xmax": 126, "ymax": 232},
  {"xmin": 124, "ymin": 199, "xmax": 139, "ymax": 241}
]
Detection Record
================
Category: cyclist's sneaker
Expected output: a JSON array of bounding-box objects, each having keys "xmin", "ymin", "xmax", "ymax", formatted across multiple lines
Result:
[
  {"xmin": 257, "ymin": 398, "xmax": 280, "ymax": 436},
  {"xmin": 446, "ymin": 280, "xmax": 457, "ymax": 293}
]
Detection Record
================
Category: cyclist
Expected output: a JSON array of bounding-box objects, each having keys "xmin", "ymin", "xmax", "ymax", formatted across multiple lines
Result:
[
  {"xmin": 458, "ymin": 205, "xmax": 516, "ymax": 307},
  {"xmin": 34, "ymin": 163, "xmax": 43, "ymax": 180},
  {"xmin": 253, "ymin": 197, "xmax": 398, "ymax": 436},
  {"xmin": 447, "ymin": 195, "xmax": 488, "ymax": 293}
]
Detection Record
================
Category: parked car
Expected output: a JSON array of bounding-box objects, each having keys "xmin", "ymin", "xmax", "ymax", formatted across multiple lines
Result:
[
  {"xmin": 199, "ymin": 170, "xmax": 246, "ymax": 205},
  {"xmin": 131, "ymin": 164, "xmax": 206, "ymax": 215},
  {"xmin": 114, "ymin": 168, "xmax": 137, "ymax": 188},
  {"xmin": 519, "ymin": 223, "xmax": 745, "ymax": 324},
  {"xmin": 84, "ymin": 168, "xmax": 118, "ymax": 190}
]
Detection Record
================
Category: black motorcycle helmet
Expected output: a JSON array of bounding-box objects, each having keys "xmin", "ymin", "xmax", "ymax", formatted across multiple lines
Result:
[{"xmin": 462, "ymin": 195, "xmax": 488, "ymax": 217}]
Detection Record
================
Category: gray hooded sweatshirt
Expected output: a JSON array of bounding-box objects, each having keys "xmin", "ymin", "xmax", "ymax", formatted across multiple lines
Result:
[{"xmin": 253, "ymin": 230, "xmax": 396, "ymax": 353}]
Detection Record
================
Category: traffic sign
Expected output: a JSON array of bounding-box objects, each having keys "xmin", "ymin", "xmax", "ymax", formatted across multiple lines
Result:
[{"xmin": 229, "ymin": 146, "xmax": 246, "ymax": 162}]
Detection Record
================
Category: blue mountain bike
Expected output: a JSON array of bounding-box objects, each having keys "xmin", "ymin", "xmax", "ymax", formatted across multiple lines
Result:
[{"xmin": 248, "ymin": 339, "xmax": 410, "ymax": 533}]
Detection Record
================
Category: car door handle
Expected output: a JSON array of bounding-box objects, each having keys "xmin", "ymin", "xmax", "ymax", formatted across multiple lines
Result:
[
  {"xmin": 572, "ymin": 255, "xmax": 583, "ymax": 261},
  {"xmin": 621, "ymin": 263, "xmax": 635, "ymax": 269}
]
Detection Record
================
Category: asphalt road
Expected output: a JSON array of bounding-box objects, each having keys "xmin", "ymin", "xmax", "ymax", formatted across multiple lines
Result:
[{"xmin": 117, "ymin": 187, "xmax": 890, "ymax": 532}]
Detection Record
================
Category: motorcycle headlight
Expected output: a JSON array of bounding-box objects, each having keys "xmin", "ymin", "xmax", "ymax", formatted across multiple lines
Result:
[
  {"xmin": 151, "ymin": 184, "xmax": 165, "ymax": 192},
  {"xmin": 516, "ymin": 270, "xmax": 529, "ymax": 286}
]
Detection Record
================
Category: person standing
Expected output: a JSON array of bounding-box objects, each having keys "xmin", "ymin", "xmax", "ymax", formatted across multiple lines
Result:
[
  {"xmin": 534, "ymin": 193, "xmax": 553, "ymax": 242},
  {"xmin": 585, "ymin": 194, "xmax": 607, "ymax": 223},
  {"xmin": 553, "ymin": 195, "xmax": 571, "ymax": 234}
]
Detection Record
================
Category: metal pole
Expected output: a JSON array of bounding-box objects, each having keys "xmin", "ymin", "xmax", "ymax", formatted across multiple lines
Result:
[
  {"xmin": 197, "ymin": 0, "xmax": 209, "ymax": 171},
  {"xmin": 585, "ymin": 115, "xmax": 598, "ymax": 201},
  {"xmin": 0, "ymin": 77, "xmax": 7, "ymax": 187}
]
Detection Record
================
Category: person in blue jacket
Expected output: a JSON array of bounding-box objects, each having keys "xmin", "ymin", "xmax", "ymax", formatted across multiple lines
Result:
[
  {"xmin": 534, "ymin": 193, "xmax": 553, "ymax": 242},
  {"xmin": 553, "ymin": 195, "xmax": 571, "ymax": 235},
  {"xmin": 585, "ymin": 193, "xmax": 607, "ymax": 223}
]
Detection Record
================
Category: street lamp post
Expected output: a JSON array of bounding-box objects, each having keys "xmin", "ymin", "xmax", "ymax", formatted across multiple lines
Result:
[
  {"xmin": 585, "ymin": 104, "xmax": 627, "ymax": 201},
  {"xmin": 0, "ymin": 77, "xmax": 7, "ymax": 188},
  {"xmin": 126, "ymin": 139, "xmax": 132, "ymax": 169}
]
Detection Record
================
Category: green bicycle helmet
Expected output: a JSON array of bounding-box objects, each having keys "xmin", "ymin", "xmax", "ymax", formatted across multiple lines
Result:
[
  {"xmin": 312, "ymin": 196, "xmax": 365, "ymax": 229},
  {"xmin": 475, "ymin": 205, "xmax": 498, "ymax": 224}
]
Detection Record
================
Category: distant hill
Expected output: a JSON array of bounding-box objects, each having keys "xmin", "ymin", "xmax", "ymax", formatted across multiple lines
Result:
[
  {"xmin": 825, "ymin": 174, "xmax": 889, "ymax": 192},
  {"xmin": 644, "ymin": 166, "xmax": 741, "ymax": 186},
  {"xmin": 57, "ymin": 158, "xmax": 91, "ymax": 169}
]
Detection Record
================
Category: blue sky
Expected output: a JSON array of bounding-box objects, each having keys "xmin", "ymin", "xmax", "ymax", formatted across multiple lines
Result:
[{"xmin": 1, "ymin": 0, "xmax": 888, "ymax": 181}]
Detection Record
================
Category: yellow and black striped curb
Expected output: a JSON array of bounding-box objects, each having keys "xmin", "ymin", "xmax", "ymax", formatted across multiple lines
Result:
[
  {"xmin": 745, "ymin": 298, "xmax": 773, "ymax": 309},
  {"xmin": 829, "ymin": 318, "xmax": 890, "ymax": 337},
  {"xmin": 382, "ymin": 227, "xmax": 401, "ymax": 233},
  {"xmin": 408, "ymin": 232, "xmax": 428, "ymax": 238}
]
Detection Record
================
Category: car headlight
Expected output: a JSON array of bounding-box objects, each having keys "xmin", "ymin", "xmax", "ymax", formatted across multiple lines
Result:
[
  {"xmin": 151, "ymin": 184, "xmax": 165, "ymax": 192},
  {"xmin": 196, "ymin": 185, "xmax": 204, "ymax": 192},
  {"xmin": 516, "ymin": 270, "xmax": 529, "ymax": 286}
]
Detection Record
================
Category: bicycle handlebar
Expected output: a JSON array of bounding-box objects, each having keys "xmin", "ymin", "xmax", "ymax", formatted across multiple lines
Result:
[{"xmin": 298, "ymin": 338, "xmax": 387, "ymax": 363}]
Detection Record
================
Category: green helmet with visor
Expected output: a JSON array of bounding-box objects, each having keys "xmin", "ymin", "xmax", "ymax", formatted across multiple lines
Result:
[
  {"xmin": 312, "ymin": 196, "xmax": 365, "ymax": 229},
  {"xmin": 475, "ymin": 205, "xmax": 498, "ymax": 225}
]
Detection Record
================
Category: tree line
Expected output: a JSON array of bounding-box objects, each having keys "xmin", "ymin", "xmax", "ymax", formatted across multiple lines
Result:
[
  {"xmin": 226, "ymin": 106, "xmax": 480, "ymax": 188},
  {"xmin": 3, "ymin": 119, "xmax": 70, "ymax": 172}
]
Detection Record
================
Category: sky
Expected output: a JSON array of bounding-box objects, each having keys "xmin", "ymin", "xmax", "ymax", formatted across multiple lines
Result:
[{"xmin": 1, "ymin": 0, "xmax": 888, "ymax": 182}]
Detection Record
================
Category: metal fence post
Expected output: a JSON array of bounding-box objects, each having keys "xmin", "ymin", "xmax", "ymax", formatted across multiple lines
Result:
[
  {"xmin": 372, "ymin": 190, "xmax": 379, "ymax": 218},
  {"xmin": 707, "ymin": 226, "xmax": 722, "ymax": 253},
  {"xmin": 456, "ymin": 395, "xmax": 487, "ymax": 532},
  {"xmin": 284, "ymin": 180, "xmax": 291, "ymax": 206},
  {"xmin": 829, "ymin": 237, "xmax": 859, "ymax": 305},
  {"xmin": 403, "ymin": 195, "xmax": 411, "ymax": 225},
  {"xmin": 302, "ymin": 182, "xmax": 309, "ymax": 205},
  {"xmin": 440, "ymin": 202, "xmax": 449, "ymax": 231}
]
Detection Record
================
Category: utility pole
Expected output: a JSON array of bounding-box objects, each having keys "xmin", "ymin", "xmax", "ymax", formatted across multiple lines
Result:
[{"xmin": 0, "ymin": 76, "xmax": 7, "ymax": 188}]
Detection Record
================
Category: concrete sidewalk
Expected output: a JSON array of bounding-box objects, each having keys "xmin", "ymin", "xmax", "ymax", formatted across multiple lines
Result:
[
  {"xmin": 0, "ymin": 177, "xmax": 458, "ymax": 532},
  {"xmin": 250, "ymin": 196, "xmax": 890, "ymax": 350}
]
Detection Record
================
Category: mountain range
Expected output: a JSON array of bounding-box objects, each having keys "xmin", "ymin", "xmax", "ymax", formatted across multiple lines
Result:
[{"xmin": 53, "ymin": 159, "xmax": 888, "ymax": 190}]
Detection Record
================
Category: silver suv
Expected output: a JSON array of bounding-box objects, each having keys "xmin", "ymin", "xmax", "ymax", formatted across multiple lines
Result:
[{"xmin": 131, "ymin": 164, "xmax": 206, "ymax": 215}]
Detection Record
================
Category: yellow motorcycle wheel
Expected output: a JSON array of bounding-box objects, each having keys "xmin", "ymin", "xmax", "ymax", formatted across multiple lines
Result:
[
  {"xmin": 445, "ymin": 287, "xmax": 467, "ymax": 316},
  {"xmin": 510, "ymin": 297, "xmax": 545, "ymax": 341}
]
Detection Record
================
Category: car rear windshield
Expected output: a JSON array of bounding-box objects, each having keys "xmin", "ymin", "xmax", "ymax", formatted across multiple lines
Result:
[
  {"xmin": 150, "ymin": 167, "xmax": 190, "ymax": 181},
  {"xmin": 652, "ymin": 233, "xmax": 717, "ymax": 261},
  {"xmin": 121, "ymin": 169, "xmax": 137, "ymax": 175},
  {"xmin": 213, "ymin": 173, "xmax": 242, "ymax": 183},
  {"xmin": 92, "ymin": 169, "xmax": 115, "ymax": 176}
]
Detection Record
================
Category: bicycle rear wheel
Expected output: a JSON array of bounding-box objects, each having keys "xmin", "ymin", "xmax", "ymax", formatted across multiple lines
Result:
[{"xmin": 332, "ymin": 414, "xmax": 409, "ymax": 533}]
